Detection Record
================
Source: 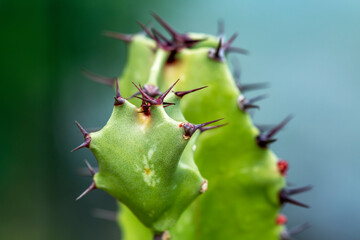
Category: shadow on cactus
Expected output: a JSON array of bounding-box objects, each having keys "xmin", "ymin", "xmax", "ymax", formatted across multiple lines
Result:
[{"xmin": 73, "ymin": 13, "xmax": 312, "ymax": 240}]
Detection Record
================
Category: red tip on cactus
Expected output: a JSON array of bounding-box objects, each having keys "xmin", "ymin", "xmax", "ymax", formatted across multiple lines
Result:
[
  {"xmin": 278, "ymin": 160, "xmax": 289, "ymax": 176},
  {"xmin": 276, "ymin": 214, "xmax": 287, "ymax": 225}
]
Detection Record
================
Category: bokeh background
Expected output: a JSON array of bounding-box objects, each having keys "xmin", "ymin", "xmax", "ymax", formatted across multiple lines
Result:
[{"xmin": 1, "ymin": 0, "xmax": 359, "ymax": 239}]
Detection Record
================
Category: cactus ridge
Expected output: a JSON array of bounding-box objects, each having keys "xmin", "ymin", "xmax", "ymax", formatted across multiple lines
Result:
[
  {"xmin": 74, "ymin": 13, "xmax": 312, "ymax": 240},
  {"xmin": 73, "ymin": 79, "xmax": 228, "ymax": 232}
]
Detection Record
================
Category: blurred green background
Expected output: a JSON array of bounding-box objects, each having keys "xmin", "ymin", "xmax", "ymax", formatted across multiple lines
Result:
[{"xmin": 1, "ymin": 0, "xmax": 359, "ymax": 239}]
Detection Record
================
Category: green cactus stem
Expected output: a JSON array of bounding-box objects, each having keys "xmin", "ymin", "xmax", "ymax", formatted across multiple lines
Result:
[{"xmin": 75, "ymin": 13, "xmax": 311, "ymax": 240}]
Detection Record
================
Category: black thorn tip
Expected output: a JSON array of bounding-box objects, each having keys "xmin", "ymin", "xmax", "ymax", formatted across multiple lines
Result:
[
  {"xmin": 182, "ymin": 118, "xmax": 225, "ymax": 137},
  {"xmin": 215, "ymin": 38, "xmax": 223, "ymax": 57},
  {"xmin": 131, "ymin": 82, "xmax": 153, "ymax": 100},
  {"xmin": 267, "ymin": 115, "xmax": 293, "ymax": 139},
  {"xmin": 134, "ymin": 96, "xmax": 157, "ymax": 105},
  {"xmin": 137, "ymin": 21, "xmax": 154, "ymax": 39},
  {"xmin": 151, "ymin": 12, "xmax": 200, "ymax": 50},
  {"xmin": 134, "ymin": 96, "xmax": 148, "ymax": 101},
  {"xmin": 150, "ymin": 29, "xmax": 165, "ymax": 48},
  {"xmin": 76, "ymin": 181, "xmax": 96, "ymax": 201},
  {"xmin": 151, "ymin": 12, "xmax": 177, "ymax": 38},
  {"xmin": 287, "ymin": 185, "xmax": 313, "ymax": 196},
  {"xmin": 209, "ymin": 32, "xmax": 248, "ymax": 61},
  {"xmin": 223, "ymin": 33, "xmax": 249, "ymax": 55},
  {"xmin": 256, "ymin": 115, "xmax": 293, "ymax": 148},
  {"xmin": 84, "ymin": 160, "xmax": 96, "ymax": 176},
  {"xmin": 75, "ymin": 121, "xmax": 88, "ymax": 137},
  {"xmin": 256, "ymin": 136, "xmax": 277, "ymax": 148},
  {"xmin": 208, "ymin": 38, "xmax": 225, "ymax": 61},
  {"xmin": 200, "ymin": 123, "xmax": 228, "ymax": 132},
  {"xmin": 184, "ymin": 38, "xmax": 207, "ymax": 46},
  {"xmin": 102, "ymin": 31, "xmax": 132, "ymax": 43},
  {"xmin": 174, "ymin": 86, "xmax": 208, "ymax": 98},
  {"xmin": 126, "ymin": 91, "xmax": 140, "ymax": 100},
  {"xmin": 197, "ymin": 118, "xmax": 224, "ymax": 128},
  {"xmin": 279, "ymin": 187, "xmax": 311, "ymax": 208},
  {"xmin": 163, "ymin": 102, "xmax": 175, "ymax": 106},
  {"xmin": 138, "ymin": 20, "xmax": 153, "ymax": 35},
  {"xmin": 158, "ymin": 79, "xmax": 180, "ymax": 102},
  {"xmin": 71, "ymin": 139, "xmax": 90, "ymax": 152},
  {"xmin": 115, "ymin": 79, "xmax": 121, "ymax": 98},
  {"xmin": 282, "ymin": 196, "xmax": 310, "ymax": 208},
  {"xmin": 71, "ymin": 121, "xmax": 91, "ymax": 152},
  {"xmin": 152, "ymin": 28, "xmax": 171, "ymax": 44},
  {"xmin": 243, "ymin": 104, "xmax": 259, "ymax": 110},
  {"xmin": 238, "ymin": 94, "xmax": 266, "ymax": 111},
  {"xmin": 223, "ymin": 33, "xmax": 238, "ymax": 49},
  {"xmin": 81, "ymin": 68, "xmax": 116, "ymax": 86},
  {"xmin": 249, "ymin": 94, "xmax": 268, "ymax": 104}
]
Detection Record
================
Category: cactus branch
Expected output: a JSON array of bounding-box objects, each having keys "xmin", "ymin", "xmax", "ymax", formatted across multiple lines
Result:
[{"xmin": 73, "ymin": 14, "xmax": 311, "ymax": 240}]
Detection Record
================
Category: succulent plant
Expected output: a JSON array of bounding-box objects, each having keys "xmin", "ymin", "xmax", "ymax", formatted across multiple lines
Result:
[{"xmin": 73, "ymin": 13, "xmax": 311, "ymax": 240}]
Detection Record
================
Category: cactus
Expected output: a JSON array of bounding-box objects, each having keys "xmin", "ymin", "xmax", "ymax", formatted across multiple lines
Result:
[{"xmin": 73, "ymin": 13, "xmax": 311, "ymax": 240}]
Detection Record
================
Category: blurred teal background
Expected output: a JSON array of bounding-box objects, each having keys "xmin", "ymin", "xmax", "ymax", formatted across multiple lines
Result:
[{"xmin": 1, "ymin": 0, "xmax": 359, "ymax": 239}]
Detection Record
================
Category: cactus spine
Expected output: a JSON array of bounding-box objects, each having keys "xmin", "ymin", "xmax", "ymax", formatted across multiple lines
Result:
[{"xmin": 74, "ymin": 13, "xmax": 310, "ymax": 240}]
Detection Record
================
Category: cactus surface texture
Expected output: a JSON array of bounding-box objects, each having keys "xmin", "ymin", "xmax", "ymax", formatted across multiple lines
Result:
[{"xmin": 73, "ymin": 14, "xmax": 311, "ymax": 240}]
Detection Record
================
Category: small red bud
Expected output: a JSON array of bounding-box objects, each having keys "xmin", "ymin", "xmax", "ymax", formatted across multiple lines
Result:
[
  {"xmin": 278, "ymin": 160, "xmax": 288, "ymax": 176},
  {"xmin": 276, "ymin": 214, "xmax": 287, "ymax": 225}
]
